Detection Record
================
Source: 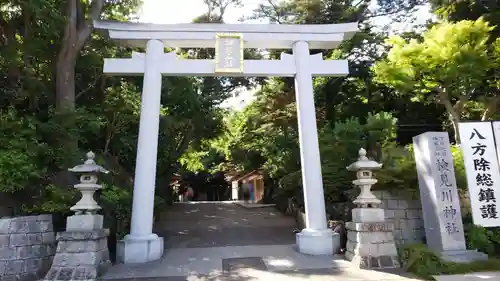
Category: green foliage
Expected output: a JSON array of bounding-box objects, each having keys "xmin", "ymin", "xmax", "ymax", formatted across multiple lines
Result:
[
  {"xmin": 376, "ymin": 143, "xmax": 468, "ymax": 197},
  {"xmin": 463, "ymin": 214, "xmax": 500, "ymax": 257},
  {"xmin": 0, "ymin": 109, "xmax": 46, "ymax": 193},
  {"xmin": 430, "ymin": 0, "xmax": 500, "ymax": 39},
  {"xmin": 273, "ymin": 112, "xmax": 400, "ymax": 207},
  {"xmin": 374, "ymin": 18, "xmax": 494, "ymax": 98},
  {"xmin": 100, "ymin": 185, "xmax": 133, "ymax": 238},
  {"xmin": 373, "ymin": 18, "xmax": 499, "ymax": 142},
  {"xmin": 401, "ymin": 244, "xmax": 500, "ymax": 280},
  {"xmin": 0, "ymin": 0, "xmax": 239, "ymax": 238}
]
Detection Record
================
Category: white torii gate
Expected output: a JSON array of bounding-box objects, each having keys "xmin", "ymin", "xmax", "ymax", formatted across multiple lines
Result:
[{"xmin": 95, "ymin": 20, "xmax": 358, "ymax": 264}]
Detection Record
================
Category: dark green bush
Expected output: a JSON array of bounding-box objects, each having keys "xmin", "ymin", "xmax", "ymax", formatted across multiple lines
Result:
[
  {"xmin": 401, "ymin": 244, "xmax": 500, "ymax": 280},
  {"xmin": 463, "ymin": 214, "xmax": 500, "ymax": 257}
]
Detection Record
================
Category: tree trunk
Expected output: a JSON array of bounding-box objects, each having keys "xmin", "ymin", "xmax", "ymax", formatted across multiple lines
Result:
[
  {"xmin": 450, "ymin": 116, "xmax": 461, "ymax": 145},
  {"xmin": 55, "ymin": 55, "xmax": 77, "ymax": 112},
  {"xmin": 55, "ymin": 0, "xmax": 105, "ymax": 112},
  {"xmin": 438, "ymin": 89, "xmax": 465, "ymax": 144},
  {"xmin": 53, "ymin": 0, "xmax": 104, "ymax": 153},
  {"xmin": 481, "ymin": 96, "xmax": 500, "ymax": 121}
]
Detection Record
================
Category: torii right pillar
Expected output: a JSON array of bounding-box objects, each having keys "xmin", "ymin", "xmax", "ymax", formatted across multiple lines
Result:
[{"xmin": 293, "ymin": 40, "xmax": 339, "ymax": 255}]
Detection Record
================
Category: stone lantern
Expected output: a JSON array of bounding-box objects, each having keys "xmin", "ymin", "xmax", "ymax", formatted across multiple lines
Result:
[
  {"xmin": 345, "ymin": 148, "xmax": 399, "ymax": 269},
  {"xmin": 346, "ymin": 148, "xmax": 383, "ymax": 210},
  {"xmin": 66, "ymin": 151, "xmax": 109, "ymax": 231},
  {"xmin": 43, "ymin": 152, "xmax": 111, "ymax": 281},
  {"xmin": 68, "ymin": 151, "xmax": 109, "ymax": 215}
]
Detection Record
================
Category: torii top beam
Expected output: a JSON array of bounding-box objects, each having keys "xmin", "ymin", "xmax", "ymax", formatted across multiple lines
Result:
[{"xmin": 93, "ymin": 20, "xmax": 359, "ymax": 49}]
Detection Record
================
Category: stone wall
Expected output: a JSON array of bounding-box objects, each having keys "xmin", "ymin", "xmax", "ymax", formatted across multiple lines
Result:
[
  {"xmin": 373, "ymin": 191, "xmax": 426, "ymax": 245},
  {"xmin": 372, "ymin": 190, "xmax": 473, "ymax": 247},
  {"xmin": 0, "ymin": 215, "xmax": 56, "ymax": 281}
]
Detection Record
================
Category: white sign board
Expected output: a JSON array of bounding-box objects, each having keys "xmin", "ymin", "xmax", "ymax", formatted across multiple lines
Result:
[{"xmin": 458, "ymin": 122, "xmax": 500, "ymax": 227}]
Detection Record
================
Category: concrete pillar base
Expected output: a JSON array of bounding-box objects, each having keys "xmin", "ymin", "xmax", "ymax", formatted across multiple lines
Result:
[
  {"xmin": 116, "ymin": 234, "xmax": 164, "ymax": 264},
  {"xmin": 296, "ymin": 228, "xmax": 339, "ymax": 255}
]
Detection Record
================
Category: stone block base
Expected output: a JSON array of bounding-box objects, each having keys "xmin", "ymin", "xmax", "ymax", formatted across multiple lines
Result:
[
  {"xmin": 117, "ymin": 234, "xmax": 164, "ymax": 263},
  {"xmin": 42, "ymin": 230, "xmax": 110, "ymax": 281},
  {"xmin": 345, "ymin": 221, "xmax": 399, "ymax": 269},
  {"xmin": 441, "ymin": 249, "xmax": 488, "ymax": 263},
  {"xmin": 66, "ymin": 215, "xmax": 103, "ymax": 231},
  {"xmin": 296, "ymin": 228, "xmax": 339, "ymax": 255},
  {"xmin": 345, "ymin": 252, "xmax": 400, "ymax": 269},
  {"xmin": 42, "ymin": 266, "xmax": 100, "ymax": 281}
]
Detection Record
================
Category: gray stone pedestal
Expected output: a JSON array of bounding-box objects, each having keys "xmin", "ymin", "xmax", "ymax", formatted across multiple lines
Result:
[
  {"xmin": 441, "ymin": 249, "xmax": 488, "ymax": 263},
  {"xmin": 42, "ymin": 230, "xmax": 110, "ymax": 281},
  {"xmin": 345, "ymin": 221, "xmax": 400, "ymax": 269}
]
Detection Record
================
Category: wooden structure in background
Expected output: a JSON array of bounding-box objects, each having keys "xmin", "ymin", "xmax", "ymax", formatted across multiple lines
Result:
[{"xmin": 229, "ymin": 169, "xmax": 266, "ymax": 203}]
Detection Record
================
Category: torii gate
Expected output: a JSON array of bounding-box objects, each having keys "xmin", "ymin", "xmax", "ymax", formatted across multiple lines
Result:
[{"xmin": 95, "ymin": 20, "xmax": 358, "ymax": 264}]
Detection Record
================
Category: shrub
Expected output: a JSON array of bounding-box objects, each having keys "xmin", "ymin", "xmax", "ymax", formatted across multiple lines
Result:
[
  {"xmin": 275, "ymin": 111, "xmax": 400, "ymax": 210},
  {"xmin": 401, "ymin": 244, "xmax": 500, "ymax": 280},
  {"xmin": 463, "ymin": 213, "xmax": 500, "ymax": 257}
]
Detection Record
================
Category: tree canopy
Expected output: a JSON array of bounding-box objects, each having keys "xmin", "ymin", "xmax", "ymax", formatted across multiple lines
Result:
[{"xmin": 373, "ymin": 18, "xmax": 500, "ymax": 142}]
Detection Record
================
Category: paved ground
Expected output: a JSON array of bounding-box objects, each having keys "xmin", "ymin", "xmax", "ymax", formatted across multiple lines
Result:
[
  {"xmin": 433, "ymin": 272, "xmax": 500, "ymax": 281},
  {"xmin": 101, "ymin": 202, "xmax": 422, "ymax": 281},
  {"xmin": 154, "ymin": 202, "xmax": 297, "ymax": 249},
  {"xmin": 102, "ymin": 244, "xmax": 420, "ymax": 280}
]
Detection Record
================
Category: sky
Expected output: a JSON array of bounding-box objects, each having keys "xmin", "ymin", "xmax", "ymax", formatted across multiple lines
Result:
[
  {"xmin": 139, "ymin": 0, "xmax": 266, "ymax": 24},
  {"xmin": 137, "ymin": 0, "xmax": 432, "ymax": 110}
]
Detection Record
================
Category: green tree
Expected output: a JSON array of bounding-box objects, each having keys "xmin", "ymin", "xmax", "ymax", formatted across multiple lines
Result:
[
  {"xmin": 430, "ymin": 0, "xmax": 500, "ymax": 39},
  {"xmin": 373, "ymin": 18, "xmax": 499, "ymax": 143}
]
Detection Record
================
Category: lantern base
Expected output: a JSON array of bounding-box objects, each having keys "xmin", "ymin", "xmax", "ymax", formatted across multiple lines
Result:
[
  {"xmin": 117, "ymin": 234, "xmax": 164, "ymax": 264},
  {"xmin": 67, "ymin": 214, "xmax": 103, "ymax": 231},
  {"xmin": 345, "ymin": 221, "xmax": 399, "ymax": 269},
  {"xmin": 42, "ymin": 230, "xmax": 111, "ymax": 281},
  {"xmin": 352, "ymin": 208, "xmax": 384, "ymax": 223},
  {"xmin": 296, "ymin": 228, "xmax": 339, "ymax": 255}
]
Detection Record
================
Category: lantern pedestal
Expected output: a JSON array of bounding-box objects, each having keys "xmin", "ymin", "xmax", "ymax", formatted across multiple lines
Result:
[
  {"xmin": 352, "ymin": 208, "xmax": 384, "ymax": 223},
  {"xmin": 345, "ymin": 221, "xmax": 399, "ymax": 269},
  {"xmin": 67, "ymin": 214, "xmax": 104, "ymax": 231},
  {"xmin": 43, "ymin": 230, "xmax": 111, "ymax": 281}
]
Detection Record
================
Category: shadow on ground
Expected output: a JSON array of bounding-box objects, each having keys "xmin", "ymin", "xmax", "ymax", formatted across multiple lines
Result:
[{"xmin": 102, "ymin": 266, "xmax": 421, "ymax": 281}]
